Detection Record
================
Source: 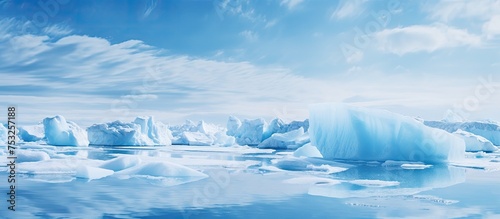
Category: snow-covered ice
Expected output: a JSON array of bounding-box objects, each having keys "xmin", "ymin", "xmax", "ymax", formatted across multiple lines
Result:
[
  {"xmin": 100, "ymin": 156, "xmax": 142, "ymax": 171},
  {"xmin": 309, "ymin": 103, "xmax": 465, "ymax": 163},
  {"xmin": 453, "ymin": 129, "xmax": 498, "ymax": 152},
  {"xmin": 170, "ymin": 120, "xmax": 235, "ymax": 146},
  {"xmin": 293, "ymin": 143, "xmax": 323, "ymax": 158},
  {"xmin": 17, "ymin": 150, "xmax": 50, "ymax": 162},
  {"xmin": 43, "ymin": 115, "xmax": 89, "ymax": 146},
  {"xmin": 231, "ymin": 117, "xmax": 267, "ymax": 146},
  {"xmin": 76, "ymin": 165, "xmax": 114, "ymax": 180},
  {"xmin": 116, "ymin": 161, "xmax": 208, "ymax": 178},
  {"xmin": 87, "ymin": 116, "xmax": 172, "ymax": 146}
]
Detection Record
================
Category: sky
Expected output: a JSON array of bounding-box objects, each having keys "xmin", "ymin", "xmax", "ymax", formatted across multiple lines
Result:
[{"xmin": 0, "ymin": 0, "xmax": 499, "ymax": 127}]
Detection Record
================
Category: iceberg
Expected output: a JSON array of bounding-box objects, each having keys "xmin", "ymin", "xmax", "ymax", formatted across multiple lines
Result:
[
  {"xmin": 228, "ymin": 117, "xmax": 266, "ymax": 146},
  {"xmin": 226, "ymin": 116, "xmax": 242, "ymax": 136},
  {"xmin": 87, "ymin": 116, "xmax": 172, "ymax": 146},
  {"xmin": 258, "ymin": 127, "xmax": 310, "ymax": 149},
  {"xmin": 453, "ymin": 129, "xmax": 498, "ymax": 152},
  {"xmin": 263, "ymin": 118, "xmax": 309, "ymax": 140},
  {"xmin": 293, "ymin": 143, "xmax": 323, "ymax": 158},
  {"xmin": 18, "ymin": 124, "xmax": 44, "ymax": 142},
  {"xmin": 424, "ymin": 121, "xmax": 500, "ymax": 146},
  {"xmin": 43, "ymin": 115, "xmax": 89, "ymax": 146},
  {"xmin": 100, "ymin": 156, "xmax": 142, "ymax": 171},
  {"xmin": 170, "ymin": 120, "xmax": 235, "ymax": 146},
  {"xmin": 309, "ymin": 103, "xmax": 465, "ymax": 163}
]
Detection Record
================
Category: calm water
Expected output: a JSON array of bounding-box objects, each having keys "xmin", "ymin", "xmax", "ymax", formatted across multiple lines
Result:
[{"xmin": 1, "ymin": 145, "xmax": 500, "ymax": 219}]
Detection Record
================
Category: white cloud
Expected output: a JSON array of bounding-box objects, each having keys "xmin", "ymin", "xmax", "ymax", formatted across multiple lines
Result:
[
  {"xmin": 43, "ymin": 25, "xmax": 72, "ymax": 36},
  {"xmin": 483, "ymin": 15, "xmax": 500, "ymax": 39},
  {"xmin": 331, "ymin": 0, "xmax": 366, "ymax": 20},
  {"xmin": 264, "ymin": 19, "xmax": 277, "ymax": 29},
  {"xmin": 425, "ymin": 0, "xmax": 500, "ymax": 22},
  {"xmin": 240, "ymin": 30, "xmax": 258, "ymax": 41},
  {"xmin": 374, "ymin": 24, "xmax": 481, "ymax": 55},
  {"xmin": 280, "ymin": 0, "xmax": 304, "ymax": 9}
]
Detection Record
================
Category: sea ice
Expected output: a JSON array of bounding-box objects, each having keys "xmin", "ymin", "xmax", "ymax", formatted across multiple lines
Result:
[
  {"xmin": 309, "ymin": 103, "xmax": 465, "ymax": 163},
  {"xmin": 424, "ymin": 120, "xmax": 500, "ymax": 146},
  {"xmin": 76, "ymin": 165, "xmax": 114, "ymax": 180},
  {"xmin": 17, "ymin": 150, "xmax": 51, "ymax": 162},
  {"xmin": 18, "ymin": 124, "xmax": 44, "ymax": 142},
  {"xmin": 293, "ymin": 143, "xmax": 323, "ymax": 158},
  {"xmin": 87, "ymin": 116, "xmax": 172, "ymax": 146},
  {"xmin": 258, "ymin": 127, "xmax": 310, "ymax": 149},
  {"xmin": 116, "ymin": 161, "xmax": 208, "ymax": 178},
  {"xmin": 453, "ymin": 129, "xmax": 498, "ymax": 152},
  {"xmin": 43, "ymin": 115, "xmax": 89, "ymax": 146},
  {"xmin": 100, "ymin": 156, "xmax": 142, "ymax": 171}
]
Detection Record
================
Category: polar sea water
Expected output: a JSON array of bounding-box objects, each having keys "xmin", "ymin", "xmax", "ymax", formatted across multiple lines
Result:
[{"xmin": 2, "ymin": 144, "xmax": 500, "ymax": 219}]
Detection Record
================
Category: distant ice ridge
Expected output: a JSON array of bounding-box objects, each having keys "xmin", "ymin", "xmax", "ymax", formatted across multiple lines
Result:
[
  {"xmin": 87, "ymin": 116, "xmax": 172, "ymax": 146},
  {"xmin": 169, "ymin": 120, "xmax": 235, "ymax": 146},
  {"xmin": 227, "ymin": 116, "xmax": 309, "ymax": 148},
  {"xmin": 424, "ymin": 120, "xmax": 500, "ymax": 146},
  {"xmin": 43, "ymin": 115, "xmax": 89, "ymax": 146},
  {"xmin": 453, "ymin": 129, "xmax": 498, "ymax": 152},
  {"xmin": 309, "ymin": 103, "xmax": 465, "ymax": 163}
]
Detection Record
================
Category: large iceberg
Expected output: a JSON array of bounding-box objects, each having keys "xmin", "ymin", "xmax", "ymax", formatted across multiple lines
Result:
[
  {"xmin": 263, "ymin": 118, "xmax": 309, "ymax": 140},
  {"xmin": 309, "ymin": 103, "xmax": 465, "ymax": 163},
  {"xmin": 87, "ymin": 116, "xmax": 172, "ymax": 146},
  {"xmin": 43, "ymin": 115, "xmax": 89, "ymax": 146},
  {"xmin": 424, "ymin": 121, "xmax": 500, "ymax": 146},
  {"xmin": 170, "ymin": 120, "xmax": 235, "ymax": 146},
  {"xmin": 453, "ymin": 129, "xmax": 498, "ymax": 152}
]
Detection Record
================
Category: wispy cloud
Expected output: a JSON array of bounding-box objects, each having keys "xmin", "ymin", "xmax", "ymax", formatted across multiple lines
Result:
[
  {"xmin": 240, "ymin": 30, "xmax": 258, "ymax": 41},
  {"xmin": 280, "ymin": 0, "xmax": 304, "ymax": 10},
  {"xmin": 331, "ymin": 0, "xmax": 366, "ymax": 20},
  {"xmin": 374, "ymin": 24, "xmax": 481, "ymax": 55},
  {"xmin": 43, "ymin": 24, "xmax": 73, "ymax": 36}
]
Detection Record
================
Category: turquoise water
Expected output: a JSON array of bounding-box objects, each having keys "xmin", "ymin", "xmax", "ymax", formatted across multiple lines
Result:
[{"xmin": 1, "ymin": 145, "xmax": 500, "ymax": 219}]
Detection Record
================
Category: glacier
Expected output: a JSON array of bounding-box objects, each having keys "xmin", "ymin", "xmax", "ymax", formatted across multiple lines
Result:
[
  {"xmin": 424, "ymin": 121, "xmax": 500, "ymax": 146},
  {"xmin": 87, "ymin": 116, "xmax": 172, "ymax": 146},
  {"xmin": 309, "ymin": 103, "xmax": 465, "ymax": 163},
  {"xmin": 43, "ymin": 115, "xmax": 89, "ymax": 146},
  {"xmin": 453, "ymin": 129, "xmax": 498, "ymax": 152}
]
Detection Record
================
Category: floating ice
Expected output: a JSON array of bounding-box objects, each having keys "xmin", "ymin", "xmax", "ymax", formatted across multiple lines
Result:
[
  {"xmin": 293, "ymin": 143, "xmax": 323, "ymax": 158},
  {"xmin": 17, "ymin": 150, "xmax": 50, "ymax": 162},
  {"xmin": 18, "ymin": 124, "xmax": 44, "ymax": 142},
  {"xmin": 424, "ymin": 121, "xmax": 500, "ymax": 146},
  {"xmin": 258, "ymin": 127, "xmax": 310, "ymax": 149},
  {"xmin": 100, "ymin": 156, "xmax": 142, "ymax": 171},
  {"xmin": 116, "ymin": 161, "xmax": 208, "ymax": 178},
  {"xmin": 283, "ymin": 176, "xmax": 340, "ymax": 185},
  {"xmin": 226, "ymin": 116, "xmax": 242, "ymax": 136},
  {"xmin": 87, "ymin": 116, "xmax": 172, "ymax": 146},
  {"xmin": 0, "ymin": 123, "xmax": 6, "ymax": 144},
  {"xmin": 43, "ymin": 115, "xmax": 89, "ymax": 146},
  {"xmin": 180, "ymin": 132, "xmax": 214, "ymax": 146},
  {"xmin": 309, "ymin": 103, "xmax": 465, "ymax": 163},
  {"xmin": 349, "ymin": 179, "xmax": 400, "ymax": 188},
  {"xmin": 76, "ymin": 165, "xmax": 114, "ymax": 180},
  {"xmin": 453, "ymin": 129, "xmax": 498, "ymax": 152}
]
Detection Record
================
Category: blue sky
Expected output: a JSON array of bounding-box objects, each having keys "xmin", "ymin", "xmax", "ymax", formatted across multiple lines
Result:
[{"xmin": 1, "ymin": 0, "xmax": 499, "ymax": 126}]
